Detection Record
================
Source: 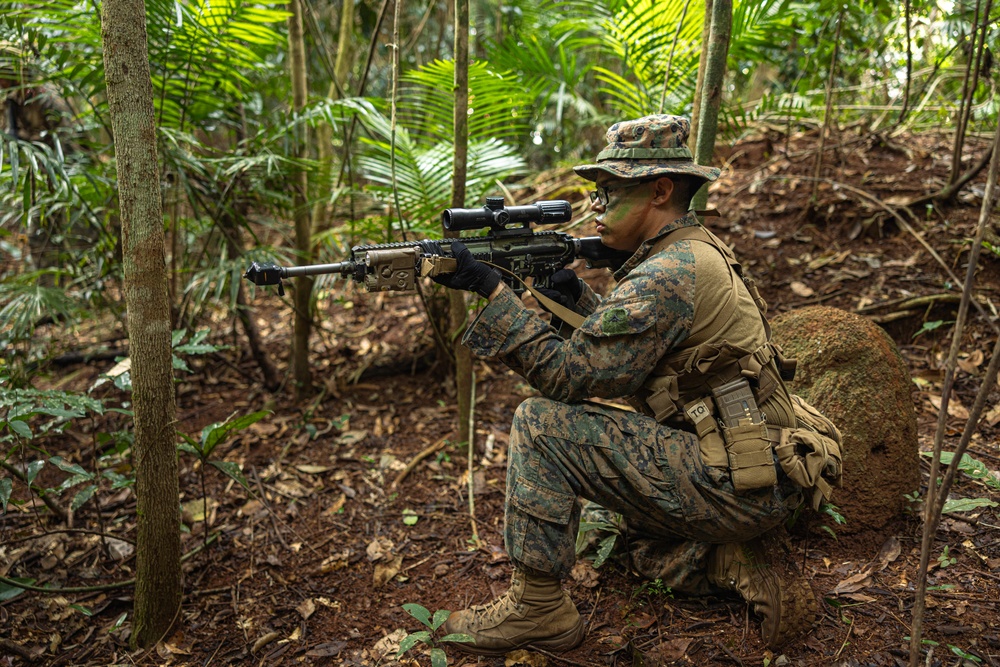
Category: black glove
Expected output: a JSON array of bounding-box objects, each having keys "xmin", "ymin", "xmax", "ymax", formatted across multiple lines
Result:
[
  {"xmin": 535, "ymin": 268, "xmax": 583, "ymax": 329},
  {"xmin": 432, "ymin": 241, "xmax": 502, "ymax": 298},
  {"xmin": 536, "ymin": 268, "xmax": 582, "ymax": 310}
]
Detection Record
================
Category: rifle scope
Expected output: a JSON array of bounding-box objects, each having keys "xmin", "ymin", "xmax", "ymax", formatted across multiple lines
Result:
[{"xmin": 442, "ymin": 197, "xmax": 572, "ymax": 232}]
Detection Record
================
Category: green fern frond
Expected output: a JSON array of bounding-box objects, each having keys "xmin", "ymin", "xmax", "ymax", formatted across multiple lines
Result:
[{"xmin": 0, "ymin": 272, "xmax": 82, "ymax": 344}]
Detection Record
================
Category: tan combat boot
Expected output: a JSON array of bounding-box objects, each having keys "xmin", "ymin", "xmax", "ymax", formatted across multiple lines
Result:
[
  {"xmin": 442, "ymin": 568, "xmax": 585, "ymax": 656},
  {"xmin": 708, "ymin": 535, "xmax": 821, "ymax": 648}
]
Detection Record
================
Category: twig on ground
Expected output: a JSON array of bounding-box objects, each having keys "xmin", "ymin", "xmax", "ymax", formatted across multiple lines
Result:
[
  {"xmin": 0, "ymin": 533, "xmax": 217, "ymax": 594},
  {"xmin": 2, "ymin": 527, "xmax": 135, "ymax": 546},
  {"xmin": 391, "ymin": 435, "xmax": 448, "ymax": 488},
  {"xmin": 0, "ymin": 638, "xmax": 36, "ymax": 661}
]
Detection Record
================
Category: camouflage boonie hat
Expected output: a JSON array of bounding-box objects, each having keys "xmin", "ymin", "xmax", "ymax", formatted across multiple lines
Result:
[{"xmin": 574, "ymin": 115, "xmax": 721, "ymax": 183}]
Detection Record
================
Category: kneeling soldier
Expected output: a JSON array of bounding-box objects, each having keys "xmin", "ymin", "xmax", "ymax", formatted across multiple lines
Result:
[{"xmin": 432, "ymin": 115, "xmax": 841, "ymax": 655}]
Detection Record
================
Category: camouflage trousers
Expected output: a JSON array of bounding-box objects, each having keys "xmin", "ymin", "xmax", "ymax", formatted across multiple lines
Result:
[{"xmin": 505, "ymin": 397, "xmax": 795, "ymax": 593}]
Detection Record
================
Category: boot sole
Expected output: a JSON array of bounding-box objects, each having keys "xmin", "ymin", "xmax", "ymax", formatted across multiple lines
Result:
[
  {"xmin": 764, "ymin": 575, "xmax": 821, "ymax": 648},
  {"xmin": 449, "ymin": 617, "xmax": 586, "ymax": 657}
]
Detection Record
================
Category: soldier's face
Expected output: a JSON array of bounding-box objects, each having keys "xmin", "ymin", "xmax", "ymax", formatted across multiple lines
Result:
[{"xmin": 590, "ymin": 176, "xmax": 655, "ymax": 252}]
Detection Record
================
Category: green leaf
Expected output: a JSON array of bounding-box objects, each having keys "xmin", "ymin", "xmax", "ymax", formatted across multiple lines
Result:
[
  {"xmin": 430, "ymin": 609, "xmax": 450, "ymax": 631},
  {"xmin": 49, "ymin": 456, "xmax": 91, "ymax": 478},
  {"xmin": 177, "ymin": 442, "xmax": 201, "ymax": 456},
  {"xmin": 402, "ymin": 509, "xmax": 419, "ymax": 526},
  {"xmin": 71, "ymin": 484, "xmax": 98, "ymax": 511},
  {"xmin": 199, "ymin": 410, "xmax": 270, "ymax": 457},
  {"xmin": 922, "ymin": 451, "xmax": 1000, "ymax": 490},
  {"xmin": 942, "ymin": 497, "xmax": 998, "ymax": 514},
  {"xmin": 0, "ymin": 577, "xmax": 35, "ymax": 602},
  {"xmin": 7, "ymin": 419, "xmax": 32, "ymax": 438},
  {"xmin": 913, "ymin": 320, "xmax": 950, "ymax": 338},
  {"xmin": 109, "ymin": 611, "xmax": 127, "ymax": 632},
  {"xmin": 396, "ymin": 630, "xmax": 431, "ymax": 657},
  {"xmin": 172, "ymin": 355, "xmax": 192, "ymax": 373},
  {"xmin": 70, "ymin": 604, "xmax": 93, "ymax": 616},
  {"xmin": 208, "ymin": 460, "xmax": 250, "ymax": 490},
  {"xmin": 431, "ymin": 647, "xmax": 447, "ymax": 667},
  {"xmin": 593, "ymin": 533, "xmax": 617, "ymax": 569},
  {"xmin": 25, "ymin": 460, "xmax": 45, "ymax": 484},
  {"xmin": 440, "ymin": 632, "xmax": 475, "ymax": 644},
  {"xmin": 402, "ymin": 602, "xmax": 432, "ymax": 628},
  {"xmin": 0, "ymin": 477, "xmax": 12, "ymax": 513},
  {"xmin": 949, "ymin": 645, "xmax": 982, "ymax": 663}
]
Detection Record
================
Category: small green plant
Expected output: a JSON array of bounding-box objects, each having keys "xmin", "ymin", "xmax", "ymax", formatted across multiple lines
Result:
[
  {"xmin": 396, "ymin": 603, "xmax": 473, "ymax": 666},
  {"xmin": 937, "ymin": 545, "xmax": 957, "ymax": 568},
  {"xmin": 921, "ymin": 451, "xmax": 1000, "ymax": 491},
  {"xmin": 818, "ymin": 503, "xmax": 846, "ymax": 540},
  {"xmin": 576, "ymin": 519, "xmax": 619, "ymax": 568},
  {"xmin": 948, "ymin": 644, "xmax": 982, "ymax": 663},
  {"xmin": 636, "ymin": 578, "xmax": 672, "ymax": 599},
  {"xmin": 913, "ymin": 319, "xmax": 952, "ymax": 339},
  {"xmin": 178, "ymin": 410, "xmax": 269, "ymax": 545}
]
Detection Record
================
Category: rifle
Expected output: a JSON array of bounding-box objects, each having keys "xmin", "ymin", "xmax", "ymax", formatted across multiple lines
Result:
[{"xmin": 243, "ymin": 197, "xmax": 632, "ymax": 296}]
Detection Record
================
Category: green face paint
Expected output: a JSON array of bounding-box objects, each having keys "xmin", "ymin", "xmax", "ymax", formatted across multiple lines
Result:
[{"xmin": 595, "ymin": 186, "xmax": 648, "ymax": 252}]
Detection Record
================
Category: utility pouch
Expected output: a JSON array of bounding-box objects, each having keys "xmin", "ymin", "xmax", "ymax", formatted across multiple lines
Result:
[
  {"xmin": 712, "ymin": 377, "xmax": 776, "ymax": 493},
  {"xmin": 721, "ymin": 422, "xmax": 778, "ymax": 492},
  {"xmin": 684, "ymin": 399, "xmax": 728, "ymax": 468},
  {"xmin": 775, "ymin": 395, "xmax": 843, "ymax": 510}
]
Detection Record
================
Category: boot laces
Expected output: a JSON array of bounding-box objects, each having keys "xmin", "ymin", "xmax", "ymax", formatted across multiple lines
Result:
[{"xmin": 469, "ymin": 588, "xmax": 524, "ymax": 626}]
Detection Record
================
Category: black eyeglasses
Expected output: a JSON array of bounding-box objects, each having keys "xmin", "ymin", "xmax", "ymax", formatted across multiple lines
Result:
[{"xmin": 588, "ymin": 179, "xmax": 653, "ymax": 206}]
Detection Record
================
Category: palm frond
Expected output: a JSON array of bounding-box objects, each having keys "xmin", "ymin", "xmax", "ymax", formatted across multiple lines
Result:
[
  {"xmin": 397, "ymin": 60, "xmax": 537, "ymax": 146},
  {"xmin": 354, "ymin": 102, "xmax": 527, "ymax": 236}
]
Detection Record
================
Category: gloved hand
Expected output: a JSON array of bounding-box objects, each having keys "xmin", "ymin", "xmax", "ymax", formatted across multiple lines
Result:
[
  {"xmin": 535, "ymin": 268, "xmax": 583, "ymax": 329},
  {"xmin": 536, "ymin": 268, "xmax": 582, "ymax": 310},
  {"xmin": 433, "ymin": 241, "xmax": 502, "ymax": 298}
]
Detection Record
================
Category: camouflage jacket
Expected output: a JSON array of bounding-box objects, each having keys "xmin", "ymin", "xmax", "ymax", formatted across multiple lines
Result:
[{"xmin": 463, "ymin": 211, "xmax": 776, "ymax": 409}]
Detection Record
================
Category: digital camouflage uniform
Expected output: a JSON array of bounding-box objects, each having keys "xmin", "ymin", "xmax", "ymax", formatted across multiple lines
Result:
[
  {"xmin": 464, "ymin": 208, "xmax": 799, "ymax": 594},
  {"xmin": 441, "ymin": 115, "xmax": 834, "ymax": 654}
]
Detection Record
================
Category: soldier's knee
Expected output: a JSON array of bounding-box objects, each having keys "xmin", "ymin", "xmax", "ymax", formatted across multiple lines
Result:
[
  {"xmin": 513, "ymin": 396, "xmax": 556, "ymax": 425},
  {"xmin": 511, "ymin": 397, "xmax": 558, "ymax": 445}
]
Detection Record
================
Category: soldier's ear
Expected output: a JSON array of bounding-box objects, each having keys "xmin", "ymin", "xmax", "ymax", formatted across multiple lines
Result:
[{"xmin": 649, "ymin": 176, "xmax": 675, "ymax": 205}]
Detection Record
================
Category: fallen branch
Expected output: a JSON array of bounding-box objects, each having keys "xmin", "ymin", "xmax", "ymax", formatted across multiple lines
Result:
[
  {"xmin": 0, "ymin": 638, "xmax": 36, "ymax": 662},
  {"xmin": 392, "ymin": 436, "xmax": 449, "ymax": 488},
  {"xmin": 3, "ymin": 527, "xmax": 135, "ymax": 546},
  {"xmin": 905, "ymin": 140, "xmax": 995, "ymax": 209},
  {"xmin": 856, "ymin": 293, "xmax": 961, "ymax": 313}
]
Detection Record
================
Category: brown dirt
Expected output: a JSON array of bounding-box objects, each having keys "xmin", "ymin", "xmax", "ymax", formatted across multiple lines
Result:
[{"xmin": 3, "ymin": 126, "xmax": 1000, "ymax": 667}]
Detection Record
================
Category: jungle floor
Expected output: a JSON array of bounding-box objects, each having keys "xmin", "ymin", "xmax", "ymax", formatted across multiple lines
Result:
[{"xmin": 3, "ymin": 125, "xmax": 1000, "ymax": 667}]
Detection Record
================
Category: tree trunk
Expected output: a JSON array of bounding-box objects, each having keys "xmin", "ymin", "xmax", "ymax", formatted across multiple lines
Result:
[
  {"xmin": 288, "ymin": 0, "xmax": 314, "ymax": 399},
  {"xmin": 688, "ymin": 0, "xmax": 712, "ymax": 158},
  {"xmin": 450, "ymin": 0, "xmax": 474, "ymax": 448},
  {"xmin": 100, "ymin": 0, "xmax": 181, "ymax": 649},
  {"xmin": 692, "ymin": 0, "xmax": 730, "ymax": 212}
]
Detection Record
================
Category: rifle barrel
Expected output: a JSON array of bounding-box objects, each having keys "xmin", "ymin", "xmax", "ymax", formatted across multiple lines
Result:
[{"xmin": 281, "ymin": 261, "xmax": 356, "ymax": 278}]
